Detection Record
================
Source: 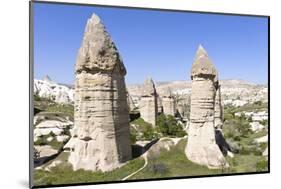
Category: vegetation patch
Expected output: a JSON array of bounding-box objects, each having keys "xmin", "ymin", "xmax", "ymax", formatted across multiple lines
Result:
[
  {"xmin": 34, "ymin": 157, "xmax": 145, "ymax": 186},
  {"xmin": 131, "ymin": 118, "xmax": 159, "ymax": 141},
  {"xmin": 156, "ymin": 114, "xmax": 186, "ymax": 137}
]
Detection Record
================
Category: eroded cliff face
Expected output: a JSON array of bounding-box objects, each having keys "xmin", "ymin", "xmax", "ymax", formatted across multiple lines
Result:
[
  {"xmin": 185, "ymin": 45, "xmax": 229, "ymax": 169},
  {"xmin": 65, "ymin": 13, "xmax": 132, "ymax": 172}
]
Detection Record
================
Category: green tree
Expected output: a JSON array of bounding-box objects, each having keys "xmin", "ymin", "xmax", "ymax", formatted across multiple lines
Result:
[{"xmin": 156, "ymin": 114, "xmax": 186, "ymax": 137}]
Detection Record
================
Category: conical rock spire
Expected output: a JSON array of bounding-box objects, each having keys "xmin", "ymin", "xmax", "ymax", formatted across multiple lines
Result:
[
  {"xmin": 76, "ymin": 13, "xmax": 126, "ymax": 75},
  {"xmin": 66, "ymin": 13, "xmax": 132, "ymax": 172},
  {"xmin": 142, "ymin": 77, "xmax": 157, "ymax": 96},
  {"xmin": 191, "ymin": 45, "xmax": 217, "ymax": 78}
]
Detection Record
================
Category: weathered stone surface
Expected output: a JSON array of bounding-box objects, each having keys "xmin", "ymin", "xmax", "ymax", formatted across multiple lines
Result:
[
  {"xmin": 34, "ymin": 120, "xmax": 73, "ymax": 138},
  {"xmin": 66, "ymin": 13, "xmax": 132, "ymax": 172},
  {"xmin": 185, "ymin": 45, "xmax": 228, "ymax": 169},
  {"xmin": 157, "ymin": 96, "xmax": 163, "ymax": 114},
  {"xmin": 214, "ymin": 85, "xmax": 223, "ymax": 129},
  {"xmin": 263, "ymin": 146, "xmax": 268, "ymax": 156},
  {"xmin": 139, "ymin": 78, "xmax": 157, "ymax": 126},
  {"xmin": 161, "ymin": 87, "xmax": 176, "ymax": 116},
  {"xmin": 191, "ymin": 45, "xmax": 217, "ymax": 79},
  {"xmin": 34, "ymin": 145, "xmax": 59, "ymax": 158},
  {"xmin": 127, "ymin": 90, "xmax": 136, "ymax": 112}
]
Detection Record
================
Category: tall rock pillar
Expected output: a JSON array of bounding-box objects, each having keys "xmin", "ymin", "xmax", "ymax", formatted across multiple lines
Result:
[
  {"xmin": 65, "ymin": 13, "xmax": 132, "ymax": 172},
  {"xmin": 139, "ymin": 78, "xmax": 158, "ymax": 126},
  {"xmin": 185, "ymin": 45, "xmax": 228, "ymax": 168},
  {"xmin": 162, "ymin": 88, "xmax": 176, "ymax": 116}
]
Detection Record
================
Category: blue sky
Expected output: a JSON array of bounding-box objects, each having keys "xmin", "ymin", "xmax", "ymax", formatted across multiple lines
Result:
[{"xmin": 33, "ymin": 2, "xmax": 268, "ymax": 85}]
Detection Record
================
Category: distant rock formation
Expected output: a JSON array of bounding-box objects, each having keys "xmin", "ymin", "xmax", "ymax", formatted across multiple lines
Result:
[
  {"xmin": 139, "ymin": 78, "xmax": 158, "ymax": 126},
  {"xmin": 157, "ymin": 96, "xmax": 163, "ymax": 114},
  {"xmin": 43, "ymin": 75, "xmax": 55, "ymax": 84},
  {"xmin": 185, "ymin": 45, "xmax": 228, "ymax": 168},
  {"xmin": 127, "ymin": 90, "xmax": 136, "ymax": 112},
  {"xmin": 65, "ymin": 13, "xmax": 132, "ymax": 172},
  {"xmin": 34, "ymin": 77, "xmax": 74, "ymax": 104},
  {"xmin": 161, "ymin": 87, "xmax": 176, "ymax": 116}
]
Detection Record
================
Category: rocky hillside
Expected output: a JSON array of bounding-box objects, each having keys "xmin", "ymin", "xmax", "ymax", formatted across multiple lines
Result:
[
  {"xmin": 34, "ymin": 77, "xmax": 267, "ymax": 107},
  {"xmin": 34, "ymin": 75, "xmax": 74, "ymax": 104},
  {"xmin": 127, "ymin": 79, "xmax": 268, "ymax": 107}
]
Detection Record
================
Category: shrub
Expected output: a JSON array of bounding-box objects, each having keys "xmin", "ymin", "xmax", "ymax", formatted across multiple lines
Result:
[
  {"xmin": 256, "ymin": 160, "xmax": 268, "ymax": 172},
  {"xmin": 148, "ymin": 163, "xmax": 168, "ymax": 175},
  {"xmin": 156, "ymin": 114, "xmax": 186, "ymax": 137},
  {"xmin": 130, "ymin": 132, "xmax": 137, "ymax": 144},
  {"xmin": 131, "ymin": 118, "xmax": 158, "ymax": 141}
]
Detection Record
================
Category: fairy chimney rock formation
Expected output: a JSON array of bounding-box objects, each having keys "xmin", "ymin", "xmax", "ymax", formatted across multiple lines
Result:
[
  {"xmin": 185, "ymin": 45, "xmax": 228, "ymax": 168},
  {"xmin": 162, "ymin": 87, "xmax": 176, "ymax": 116},
  {"xmin": 127, "ymin": 90, "xmax": 136, "ymax": 112},
  {"xmin": 65, "ymin": 13, "xmax": 132, "ymax": 172},
  {"xmin": 139, "ymin": 78, "xmax": 157, "ymax": 126},
  {"xmin": 214, "ymin": 84, "xmax": 223, "ymax": 130}
]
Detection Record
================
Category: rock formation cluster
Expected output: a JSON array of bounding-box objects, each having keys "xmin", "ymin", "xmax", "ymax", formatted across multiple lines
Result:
[
  {"xmin": 161, "ymin": 87, "xmax": 176, "ymax": 116},
  {"xmin": 65, "ymin": 13, "xmax": 132, "ymax": 172},
  {"xmin": 139, "ymin": 78, "xmax": 158, "ymax": 126},
  {"xmin": 185, "ymin": 45, "xmax": 229, "ymax": 168}
]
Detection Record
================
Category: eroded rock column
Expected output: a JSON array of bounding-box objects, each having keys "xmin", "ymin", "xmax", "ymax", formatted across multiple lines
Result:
[
  {"xmin": 214, "ymin": 84, "xmax": 223, "ymax": 130},
  {"xmin": 65, "ymin": 13, "xmax": 132, "ymax": 172},
  {"xmin": 139, "ymin": 78, "xmax": 158, "ymax": 126},
  {"xmin": 185, "ymin": 45, "xmax": 228, "ymax": 169},
  {"xmin": 162, "ymin": 88, "xmax": 176, "ymax": 116}
]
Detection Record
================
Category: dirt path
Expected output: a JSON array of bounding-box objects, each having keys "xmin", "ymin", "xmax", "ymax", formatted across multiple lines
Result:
[{"xmin": 122, "ymin": 153, "xmax": 148, "ymax": 181}]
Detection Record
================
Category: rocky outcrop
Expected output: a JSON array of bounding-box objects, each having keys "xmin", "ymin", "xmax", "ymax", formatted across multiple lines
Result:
[
  {"xmin": 139, "ymin": 78, "xmax": 158, "ymax": 126},
  {"xmin": 34, "ymin": 119, "xmax": 73, "ymax": 142},
  {"xmin": 185, "ymin": 45, "xmax": 228, "ymax": 169},
  {"xmin": 65, "ymin": 13, "xmax": 132, "ymax": 172},
  {"xmin": 161, "ymin": 87, "xmax": 176, "ymax": 116},
  {"xmin": 34, "ymin": 76, "xmax": 74, "ymax": 104}
]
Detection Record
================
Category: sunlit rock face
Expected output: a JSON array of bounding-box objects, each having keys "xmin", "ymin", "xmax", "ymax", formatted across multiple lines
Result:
[
  {"xmin": 65, "ymin": 13, "xmax": 132, "ymax": 172},
  {"xmin": 139, "ymin": 78, "xmax": 158, "ymax": 126},
  {"xmin": 161, "ymin": 87, "xmax": 176, "ymax": 116},
  {"xmin": 214, "ymin": 84, "xmax": 223, "ymax": 130},
  {"xmin": 185, "ymin": 45, "xmax": 229, "ymax": 169}
]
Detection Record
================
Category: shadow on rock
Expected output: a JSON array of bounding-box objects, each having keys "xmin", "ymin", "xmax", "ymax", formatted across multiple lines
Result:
[
  {"xmin": 132, "ymin": 138, "xmax": 159, "ymax": 158},
  {"xmin": 215, "ymin": 129, "xmax": 236, "ymax": 155}
]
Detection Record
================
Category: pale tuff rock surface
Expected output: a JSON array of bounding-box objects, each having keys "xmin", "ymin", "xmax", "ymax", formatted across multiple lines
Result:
[
  {"xmin": 161, "ymin": 87, "xmax": 176, "ymax": 116},
  {"xmin": 157, "ymin": 96, "xmax": 163, "ymax": 114},
  {"xmin": 185, "ymin": 45, "xmax": 228, "ymax": 169},
  {"xmin": 139, "ymin": 78, "xmax": 158, "ymax": 126},
  {"xmin": 214, "ymin": 85, "xmax": 223, "ymax": 129},
  {"xmin": 127, "ymin": 90, "xmax": 136, "ymax": 112},
  {"xmin": 34, "ymin": 120, "xmax": 73, "ymax": 142},
  {"xmin": 34, "ymin": 76, "xmax": 74, "ymax": 104},
  {"xmin": 66, "ymin": 13, "xmax": 132, "ymax": 172},
  {"xmin": 191, "ymin": 45, "xmax": 217, "ymax": 79}
]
